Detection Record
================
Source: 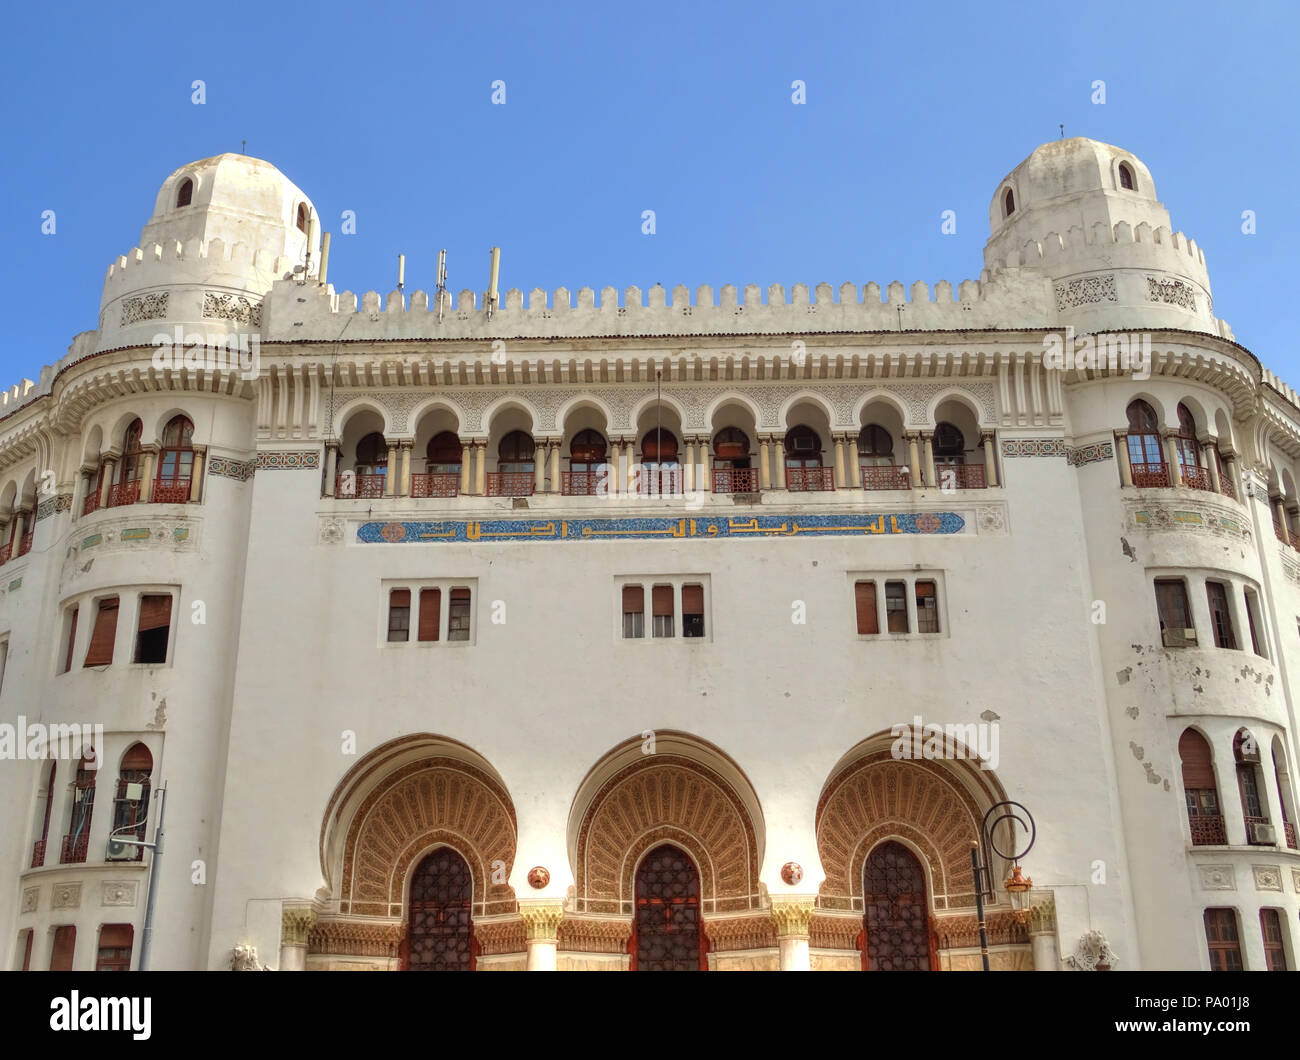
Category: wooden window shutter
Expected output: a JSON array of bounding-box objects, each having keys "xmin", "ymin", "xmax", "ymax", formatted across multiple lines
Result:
[
  {"xmin": 450, "ymin": 587, "xmax": 470, "ymax": 603},
  {"xmin": 855, "ymin": 582, "xmax": 878, "ymax": 634},
  {"xmin": 50, "ymin": 926, "xmax": 76, "ymax": 971},
  {"xmin": 390, "ymin": 589, "xmax": 411, "ymax": 608},
  {"xmin": 137, "ymin": 595, "xmax": 172, "ymax": 632},
  {"xmin": 622, "ymin": 585, "xmax": 644, "ymax": 613},
  {"xmin": 652, "ymin": 585, "xmax": 673, "ymax": 617},
  {"xmin": 682, "ymin": 584, "xmax": 704, "ymax": 613},
  {"xmin": 120, "ymin": 742, "xmax": 153, "ymax": 774},
  {"xmin": 84, "ymin": 597, "xmax": 120, "ymax": 667},
  {"xmin": 63, "ymin": 607, "xmax": 78, "ymax": 673},
  {"xmin": 418, "ymin": 588, "xmax": 441, "ymax": 641},
  {"xmin": 98, "ymin": 923, "xmax": 133, "ymax": 949},
  {"xmin": 1179, "ymin": 729, "xmax": 1217, "ymax": 790}
]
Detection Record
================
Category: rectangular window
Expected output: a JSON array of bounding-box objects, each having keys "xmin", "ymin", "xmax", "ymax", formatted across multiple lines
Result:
[
  {"xmin": 1204, "ymin": 909, "xmax": 1243, "ymax": 971},
  {"xmin": 49, "ymin": 926, "xmax": 76, "ymax": 972},
  {"xmin": 417, "ymin": 588, "xmax": 441, "ymax": 642},
  {"xmin": 1243, "ymin": 589, "xmax": 1263, "ymax": 656},
  {"xmin": 62, "ymin": 607, "xmax": 78, "ymax": 673},
  {"xmin": 133, "ymin": 594, "xmax": 173, "ymax": 663},
  {"xmin": 83, "ymin": 596, "xmax": 119, "ymax": 667},
  {"xmin": 682, "ymin": 584, "xmax": 705, "ymax": 638},
  {"xmin": 885, "ymin": 581, "xmax": 908, "ymax": 633},
  {"xmin": 1205, "ymin": 582, "xmax": 1236, "ymax": 649},
  {"xmin": 622, "ymin": 585, "xmax": 645, "ymax": 640},
  {"xmin": 915, "ymin": 580, "xmax": 939, "ymax": 634},
  {"xmin": 652, "ymin": 585, "xmax": 674, "ymax": 638},
  {"xmin": 1154, "ymin": 579, "xmax": 1193, "ymax": 645},
  {"xmin": 854, "ymin": 581, "xmax": 878, "ymax": 635},
  {"xmin": 95, "ymin": 924, "xmax": 133, "ymax": 972},
  {"xmin": 448, "ymin": 588, "xmax": 471, "ymax": 641},
  {"xmin": 387, "ymin": 589, "xmax": 411, "ymax": 642},
  {"xmin": 1261, "ymin": 909, "xmax": 1288, "ymax": 971},
  {"xmin": 16, "ymin": 929, "xmax": 33, "ymax": 972}
]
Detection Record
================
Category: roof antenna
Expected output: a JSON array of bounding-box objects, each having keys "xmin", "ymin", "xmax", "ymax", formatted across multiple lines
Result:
[
  {"xmin": 241, "ymin": 139, "xmax": 246, "ymax": 154},
  {"xmin": 1059, "ymin": 124, "xmax": 1064, "ymax": 139}
]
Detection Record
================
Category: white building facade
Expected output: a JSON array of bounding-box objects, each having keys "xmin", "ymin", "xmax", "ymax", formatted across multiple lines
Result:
[{"xmin": 2, "ymin": 137, "xmax": 1298, "ymax": 972}]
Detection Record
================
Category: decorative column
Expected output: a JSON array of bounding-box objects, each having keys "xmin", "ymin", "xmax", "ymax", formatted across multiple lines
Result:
[
  {"xmin": 140, "ymin": 444, "xmax": 159, "ymax": 501},
  {"xmin": 190, "ymin": 445, "xmax": 207, "ymax": 502},
  {"xmin": 11, "ymin": 507, "xmax": 27, "ymax": 546},
  {"xmin": 474, "ymin": 442, "xmax": 487, "ymax": 495},
  {"xmin": 1201, "ymin": 438, "xmax": 1221, "ymax": 492},
  {"xmin": 1222, "ymin": 450, "xmax": 1239, "ymax": 494},
  {"xmin": 981, "ymin": 432, "xmax": 998, "ymax": 488},
  {"xmin": 532, "ymin": 447, "xmax": 546, "ymax": 495},
  {"xmin": 847, "ymin": 432, "xmax": 861, "ymax": 490},
  {"xmin": 100, "ymin": 454, "xmax": 119, "ymax": 508},
  {"xmin": 548, "ymin": 440, "xmax": 561, "ymax": 494},
  {"xmin": 325, "ymin": 443, "xmax": 339, "ymax": 496},
  {"xmin": 279, "ymin": 904, "xmax": 316, "ymax": 972},
  {"xmin": 624, "ymin": 440, "xmax": 636, "ymax": 494},
  {"xmin": 606, "ymin": 441, "xmax": 620, "ymax": 496},
  {"xmin": 906, "ymin": 433, "xmax": 921, "ymax": 489},
  {"xmin": 520, "ymin": 902, "xmax": 564, "ymax": 971},
  {"xmin": 385, "ymin": 443, "xmax": 398, "ymax": 495},
  {"xmin": 922, "ymin": 433, "xmax": 936, "ymax": 489},
  {"xmin": 459, "ymin": 445, "xmax": 472, "ymax": 496},
  {"xmin": 832, "ymin": 435, "xmax": 846, "ymax": 489},
  {"xmin": 683, "ymin": 439, "xmax": 697, "ymax": 494},
  {"xmin": 399, "ymin": 441, "xmax": 412, "ymax": 497},
  {"xmin": 1114, "ymin": 431, "xmax": 1133, "ymax": 487},
  {"xmin": 1273, "ymin": 494, "xmax": 1289, "ymax": 533},
  {"xmin": 1028, "ymin": 895, "xmax": 1059, "ymax": 971},
  {"xmin": 771, "ymin": 899, "xmax": 815, "ymax": 971},
  {"xmin": 759, "ymin": 436, "xmax": 773, "ymax": 491},
  {"xmin": 1163, "ymin": 430, "xmax": 1183, "ymax": 487}
]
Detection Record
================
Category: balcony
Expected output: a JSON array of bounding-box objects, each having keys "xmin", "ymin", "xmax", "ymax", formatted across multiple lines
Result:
[
  {"xmin": 1188, "ymin": 813, "xmax": 1228, "ymax": 846},
  {"xmin": 1285, "ymin": 821, "xmax": 1298, "ymax": 850},
  {"xmin": 1218, "ymin": 475, "xmax": 1237, "ymax": 502},
  {"xmin": 82, "ymin": 491, "xmax": 100, "ymax": 516},
  {"xmin": 17, "ymin": 530, "xmax": 33, "ymax": 557},
  {"xmin": 150, "ymin": 477, "xmax": 191, "ymax": 504},
  {"xmin": 712, "ymin": 467, "xmax": 759, "ymax": 494},
  {"xmin": 411, "ymin": 472, "xmax": 460, "ymax": 498},
  {"xmin": 1131, "ymin": 462, "xmax": 1171, "ymax": 488},
  {"xmin": 1181, "ymin": 465, "xmax": 1212, "ymax": 491},
  {"xmin": 562, "ymin": 470, "xmax": 604, "ymax": 496},
  {"xmin": 105, "ymin": 481, "xmax": 141, "ymax": 508},
  {"xmin": 486, "ymin": 472, "xmax": 534, "ymax": 497},
  {"xmin": 636, "ymin": 467, "xmax": 682, "ymax": 497},
  {"xmin": 861, "ymin": 465, "xmax": 910, "ymax": 490},
  {"xmin": 60, "ymin": 833, "xmax": 89, "ymax": 865},
  {"xmin": 31, "ymin": 839, "xmax": 46, "ymax": 869},
  {"xmin": 785, "ymin": 466, "xmax": 834, "ymax": 492},
  {"xmin": 337, "ymin": 473, "xmax": 386, "ymax": 499},
  {"xmin": 935, "ymin": 464, "xmax": 986, "ymax": 490}
]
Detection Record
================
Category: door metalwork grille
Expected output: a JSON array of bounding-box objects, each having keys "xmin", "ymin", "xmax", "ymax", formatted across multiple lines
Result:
[
  {"xmin": 633, "ymin": 844, "xmax": 704, "ymax": 970},
  {"xmin": 405, "ymin": 848, "xmax": 473, "ymax": 971},
  {"xmin": 863, "ymin": 841, "xmax": 932, "ymax": 971}
]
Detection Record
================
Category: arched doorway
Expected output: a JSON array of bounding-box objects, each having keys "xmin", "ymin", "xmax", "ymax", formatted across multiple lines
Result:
[
  {"xmin": 632, "ymin": 844, "xmax": 705, "ymax": 971},
  {"xmin": 862, "ymin": 841, "xmax": 933, "ymax": 971},
  {"xmin": 405, "ymin": 847, "xmax": 474, "ymax": 971}
]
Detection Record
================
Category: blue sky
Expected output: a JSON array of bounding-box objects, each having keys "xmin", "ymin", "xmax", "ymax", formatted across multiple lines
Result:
[{"xmin": 3, "ymin": 1, "xmax": 1296, "ymax": 384}]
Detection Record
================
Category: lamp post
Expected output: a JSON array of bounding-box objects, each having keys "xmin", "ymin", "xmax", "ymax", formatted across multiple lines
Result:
[{"xmin": 969, "ymin": 800, "xmax": 1035, "ymax": 972}]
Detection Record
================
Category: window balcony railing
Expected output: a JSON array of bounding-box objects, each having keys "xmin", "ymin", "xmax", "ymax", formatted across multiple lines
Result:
[
  {"xmin": 1218, "ymin": 475, "xmax": 1237, "ymax": 502},
  {"xmin": 337, "ymin": 473, "xmax": 386, "ymax": 499},
  {"xmin": 1290, "ymin": 531, "xmax": 1300, "ymax": 552},
  {"xmin": 1131, "ymin": 462, "xmax": 1171, "ymax": 488},
  {"xmin": 636, "ymin": 467, "xmax": 682, "ymax": 497},
  {"xmin": 861, "ymin": 465, "xmax": 911, "ymax": 490},
  {"xmin": 562, "ymin": 470, "xmax": 605, "ymax": 496},
  {"xmin": 17, "ymin": 531, "xmax": 33, "ymax": 557},
  {"xmin": 1181, "ymin": 465, "xmax": 1212, "ymax": 491},
  {"xmin": 105, "ymin": 481, "xmax": 141, "ymax": 508},
  {"xmin": 1188, "ymin": 813, "xmax": 1228, "ymax": 846},
  {"xmin": 31, "ymin": 839, "xmax": 46, "ymax": 869},
  {"xmin": 411, "ymin": 472, "xmax": 460, "ymax": 498},
  {"xmin": 785, "ymin": 466, "xmax": 835, "ymax": 492},
  {"xmin": 712, "ymin": 467, "xmax": 760, "ymax": 494},
  {"xmin": 0, "ymin": 544, "xmax": 10, "ymax": 566},
  {"xmin": 150, "ymin": 478, "xmax": 191, "ymax": 504},
  {"xmin": 1285, "ymin": 821, "xmax": 1298, "ymax": 850},
  {"xmin": 60, "ymin": 833, "xmax": 89, "ymax": 865},
  {"xmin": 1274, "ymin": 521, "xmax": 1288, "ymax": 546},
  {"xmin": 82, "ymin": 491, "xmax": 100, "ymax": 516},
  {"xmin": 486, "ymin": 472, "xmax": 534, "ymax": 497},
  {"xmin": 935, "ymin": 464, "xmax": 986, "ymax": 490}
]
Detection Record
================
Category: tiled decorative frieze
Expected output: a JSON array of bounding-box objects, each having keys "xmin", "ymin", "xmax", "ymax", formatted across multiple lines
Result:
[
  {"xmin": 357, "ymin": 511, "xmax": 968, "ymax": 545},
  {"xmin": 1125, "ymin": 498, "xmax": 1251, "ymax": 542},
  {"xmin": 202, "ymin": 291, "xmax": 262, "ymax": 327},
  {"xmin": 1001, "ymin": 438, "xmax": 1066, "ymax": 458},
  {"xmin": 208, "ymin": 456, "xmax": 256, "ymax": 482},
  {"xmin": 1054, "ymin": 274, "xmax": 1117, "ymax": 312},
  {"xmin": 1067, "ymin": 442, "xmax": 1114, "ymax": 467},
  {"xmin": 35, "ymin": 493, "xmax": 72, "ymax": 521},
  {"xmin": 256, "ymin": 451, "xmax": 320, "ymax": 471},
  {"xmin": 1147, "ymin": 277, "xmax": 1197, "ymax": 311},
  {"xmin": 120, "ymin": 291, "xmax": 168, "ymax": 326}
]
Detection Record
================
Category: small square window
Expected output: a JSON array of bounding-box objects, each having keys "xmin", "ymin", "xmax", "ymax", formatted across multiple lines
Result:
[{"xmin": 387, "ymin": 589, "xmax": 411, "ymax": 643}]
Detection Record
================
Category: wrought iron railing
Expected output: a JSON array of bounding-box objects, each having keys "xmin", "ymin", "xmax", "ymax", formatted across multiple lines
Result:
[
  {"xmin": 105, "ymin": 481, "xmax": 141, "ymax": 508},
  {"xmin": 636, "ymin": 467, "xmax": 682, "ymax": 496},
  {"xmin": 17, "ymin": 531, "xmax": 33, "ymax": 557},
  {"xmin": 934, "ymin": 464, "xmax": 986, "ymax": 489},
  {"xmin": 1218, "ymin": 474, "xmax": 1236, "ymax": 501},
  {"xmin": 785, "ymin": 466, "xmax": 834, "ymax": 492},
  {"xmin": 861, "ymin": 465, "xmax": 910, "ymax": 490},
  {"xmin": 0, "ymin": 544, "xmax": 10, "ymax": 566},
  {"xmin": 562, "ymin": 470, "xmax": 605, "ymax": 496},
  {"xmin": 486, "ymin": 472, "xmax": 534, "ymax": 497},
  {"xmin": 1188, "ymin": 813, "xmax": 1227, "ymax": 846},
  {"xmin": 712, "ymin": 467, "xmax": 759, "ymax": 494},
  {"xmin": 1284, "ymin": 821, "xmax": 1298, "ymax": 850},
  {"xmin": 1181, "ymin": 465, "xmax": 1211, "ymax": 491},
  {"xmin": 31, "ymin": 839, "xmax": 46, "ymax": 869},
  {"xmin": 1131, "ymin": 462, "xmax": 1170, "ymax": 488},
  {"xmin": 336, "ymin": 473, "xmax": 386, "ymax": 498},
  {"xmin": 1245, "ymin": 814, "xmax": 1272, "ymax": 844},
  {"xmin": 60, "ymin": 833, "xmax": 89, "ymax": 865},
  {"xmin": 82, "ymin": 491, "xmax": 100, "ymax": 515},
  {"xmin": 411, "ymin": 472, "xmax": 460, "ymax": 498},
  {"xmin": 1274, "ymin": 521, "xmax": 1288, "ymax": 545},
  {"xmin": 151, "ymin": 478, "xmax": 191, "ymax": 504}
]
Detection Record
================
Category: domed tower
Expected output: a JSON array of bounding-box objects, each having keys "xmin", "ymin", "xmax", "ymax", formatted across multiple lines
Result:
[
  {"xmin": 984, "ymin": 138, "xmax": 1222, "ymax": 337},
  {"xmin": 97, "ymin": 153, "xmax": 319, "ymax": 352}
]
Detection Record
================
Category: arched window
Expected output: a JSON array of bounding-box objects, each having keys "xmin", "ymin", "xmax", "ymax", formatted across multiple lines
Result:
[
  {"xmin": 632, "ymin": 844, "xmax": 705, "ymax": 971},
  {"xmin": 859, "ymin": 425, "xmax": 894, "ymax": 466},
  {"xmin": 713, "ymin": 427, "xmax": 750, "ymax": 468},
  {"xmin": 296, "ymin": 203, "xmax": 309, "ymax": 233},
  {"xmin": 404, "ymin": 848, "xmax": 474, "ymax": 971},
  {"xmin": 933, "ymin": 422, "xmax": 965, "ymax": 465},
  {"xmin": 355, "ymin": 432, "xmax": 388, "ymax": 476},
  {"xmin": 62, "ymin": 754, "xmax": 97, "ymax": 864},
  {"xmin": 1180, "ymin": 729, "xmax": 1225, "ymax": 845},
  {"xmin": 862, "ymin": 841, "xmax": 932, "ymax": 971},
  {"xmin": 1235, "ymin": 729, "xmax": 1270, "ymax": 842},
  {"xmin": 425, "ymin": 431, "xmax": 462, "ymax": 473},
  {"xmin": 1261, "ymin": 910, "xmax": 1288, "ymax": 970},
  {"xmin": 1126, "ymin": 399, "xmax": 1166, "ymax": 486},
  {"xmin": 640, "ymin": 428, "xmax": 678, "ymax": 465},
  {"xmin": 783, "ymin": 426, "xmax": 822, "ymax": 468},
  {"xmin": 1119, "ymin": 163, "xmax": 1135, "ymax": 191},
  {"xmin": 119, "ymin": 419, "xmax": 144, "ymax": 483},
  {"xmin": 498, "ymin": 431, "xmax": 536, "ymax": 473},
  {"xmin": 1003, "ymin": 188, "xmax": 1015, "ymax": 216},
  {"xmin": 176, "ymin": 178, "xmax": 193, "ymax": 208},
  {"xmin": 31, "ymin": 762, "xmax": 56, "ymax": 867},
  {"xmin": 569, "ymin": 429, "xmax": 607, "ymax": 471},
  {"xmin": 154, "ymin": 415, "xmax": 195, "ymax": 502},
  {"xmin": 112, "ymin": 743, "xmax": 153, "ymax": 863},
  {"xmin": 1274, "ymin": 740, "xmax": 1298, "ymax": 850},
  {"xmin": 1176, "ymin": 403, "xmax": 1202, "ymax": 474}
]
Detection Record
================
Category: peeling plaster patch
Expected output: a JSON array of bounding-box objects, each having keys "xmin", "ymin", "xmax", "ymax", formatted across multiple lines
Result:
[
  {"xmin": 1163, "ymin": 780, "xmax": 1170, "ymax": 791},
  {"xmin": 1125, "ymin": 706, "xmax": 1139, "ymax": 719},
  {"xmin": 1117, "ymin": 668, "xmax": 1132, "ymax": 685},
  {"xmin": 1142, "ymin": 762, "xmax": 1162, "ymax": 785},
  {"xmin": 1130, "ymin": 742, "xmax": 1144, "ymax": 761}
]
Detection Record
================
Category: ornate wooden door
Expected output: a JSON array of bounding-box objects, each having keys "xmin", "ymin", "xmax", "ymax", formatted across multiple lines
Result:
[
  {"xmin": 863, "ymin": 841, "xmax": 932, "ymax": 970},
  {"xmin": 632, "ymin": 844, "xmax": 706, "ymax": 970},
  {"xmin": 405, "ymin": 848, "xmax": 474, "ymax": 971}
]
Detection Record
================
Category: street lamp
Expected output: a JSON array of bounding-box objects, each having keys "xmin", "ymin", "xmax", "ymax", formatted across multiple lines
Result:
[{"xmin": 969, "ymin": 800, "xmax": 1036, "ymax": 972}]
